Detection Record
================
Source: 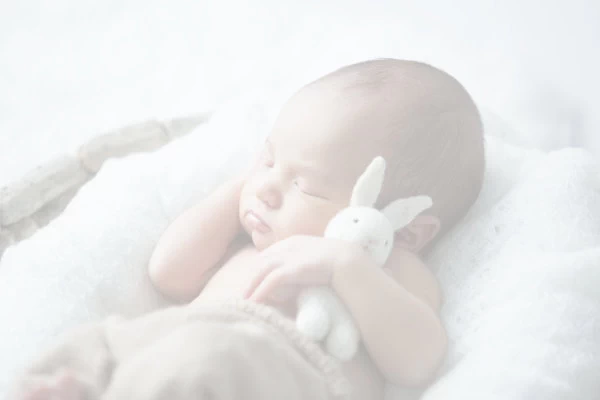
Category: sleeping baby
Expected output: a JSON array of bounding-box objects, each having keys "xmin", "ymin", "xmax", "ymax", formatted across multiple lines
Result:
[{"xmin": 13, "ymin": 58, "xmax": 485, "ymax": 400}]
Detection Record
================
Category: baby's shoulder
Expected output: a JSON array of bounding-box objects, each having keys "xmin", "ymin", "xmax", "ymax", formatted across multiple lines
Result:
[{"xmin": 384, "ymin": 247, "xmax": 442, "ymax": 312}]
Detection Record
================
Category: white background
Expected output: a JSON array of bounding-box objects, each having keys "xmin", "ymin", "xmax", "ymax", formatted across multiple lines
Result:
[{"xmin": 2, "ymin": 0, "xmax": 599, "ymax": 187}]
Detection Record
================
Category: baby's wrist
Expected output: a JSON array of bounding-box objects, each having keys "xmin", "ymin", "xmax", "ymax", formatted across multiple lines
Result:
[{"xmin": 330, "ymin": 241, "xmax": 369, "ymax": 287}]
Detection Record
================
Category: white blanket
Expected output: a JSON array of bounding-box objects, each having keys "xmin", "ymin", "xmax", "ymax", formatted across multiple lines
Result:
[
  {"xmin": 1, "ymin": 98, "xmax": 599, "ymax": 399},
  {"xmin": 389, "ymin": 136, "xmax": 600, "ymax": 399}
]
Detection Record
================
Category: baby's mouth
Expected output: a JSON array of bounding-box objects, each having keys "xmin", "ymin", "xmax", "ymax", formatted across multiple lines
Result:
[{"xmin": 245, "ymin": 210, "xmax": 271, "ymax": 233}]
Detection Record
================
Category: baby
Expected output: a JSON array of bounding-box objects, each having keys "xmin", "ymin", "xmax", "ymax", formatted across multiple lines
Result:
[{"xmin": 14, "ymin": 59, "xmax": 484, "ymax": 400}]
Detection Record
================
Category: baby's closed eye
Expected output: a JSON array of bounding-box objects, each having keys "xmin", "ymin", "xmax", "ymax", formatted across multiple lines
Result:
[{"xmin": 293, "ymin": 178, "xmax": 329, "ymax": 200}]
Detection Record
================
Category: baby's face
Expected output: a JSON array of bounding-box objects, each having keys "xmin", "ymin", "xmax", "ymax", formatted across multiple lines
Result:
[{"xmin": 239, "ymin": 85, "xmax": 383, "ymax": 250}]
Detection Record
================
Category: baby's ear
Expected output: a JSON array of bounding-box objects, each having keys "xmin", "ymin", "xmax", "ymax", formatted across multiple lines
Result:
[
  {"xmin": 382, "ymin": 196, "xmax": 433, "ymax": 231},
  {"xmin": 395, "ymin": 215, "xmax": 441, "ymax": 253},
  {"xmin": 350, "ymin": 156, "xmax": 386, "ymax": 207}
]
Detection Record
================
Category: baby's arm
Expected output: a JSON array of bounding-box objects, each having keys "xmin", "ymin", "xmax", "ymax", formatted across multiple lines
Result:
[
  {"xmin": 149, "ymin": 176, "xmax": 244, "ymax": 302},
  {"xmin": 331, "ymin": 246, "xmax": 447, "ymax": 387}
]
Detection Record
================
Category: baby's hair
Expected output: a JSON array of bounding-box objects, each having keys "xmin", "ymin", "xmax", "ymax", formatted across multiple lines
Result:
[{"xmin": 311, "ymin": 59, "xmax": 485, "ymax": 236}]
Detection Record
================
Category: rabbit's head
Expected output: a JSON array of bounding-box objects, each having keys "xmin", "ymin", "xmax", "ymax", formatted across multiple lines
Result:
[
  {"xmin": 324, "ymin": 156, "xmax": 433, "ymax": 265},
  {"xmin": 325, "ymin": 206, "xmax": 395, "ymax": 264}
]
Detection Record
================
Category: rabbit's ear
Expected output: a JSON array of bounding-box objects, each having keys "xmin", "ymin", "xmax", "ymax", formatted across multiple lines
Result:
[
  {"xmin": 350, "ymin": 156, "xmax": 386, "ymax": 207},
  {"xmin": 382, "ymin": 196, "xmax": 433, "ymax": 231}
]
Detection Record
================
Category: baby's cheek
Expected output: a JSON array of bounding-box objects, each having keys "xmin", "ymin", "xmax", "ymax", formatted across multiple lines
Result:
[
  {"xmin": 293, "ymin": 208, "xmax": 335, "ymax": 237},
  {"xmin": 240, "ymin": 175, "xmax": 262, "ymax": 203}
]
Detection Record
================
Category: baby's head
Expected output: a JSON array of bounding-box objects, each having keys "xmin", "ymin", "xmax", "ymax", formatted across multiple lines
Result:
[{"xmin": 239, "ymin": 58, "xmax": 484, "ymax": 252}]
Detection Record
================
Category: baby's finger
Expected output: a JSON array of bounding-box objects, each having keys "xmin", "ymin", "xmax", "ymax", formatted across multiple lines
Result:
[
  {"xmin": 268, "ymin": 285, "xmax": 301, "ymax": 303},
  {"xmin": 250, "ymin": 269, "xmax": 294, "ymax": 303},
  {"xmin": 243, "ymin": 260, "xmax": 277, "ymax": 299}
]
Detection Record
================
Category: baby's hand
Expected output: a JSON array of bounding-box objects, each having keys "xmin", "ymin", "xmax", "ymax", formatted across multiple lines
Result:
[
  {"xmin": 14, "ymin": 369, "xmax": 91, "ymax": 400},
  {"xmin": 243, "ymin": 235, "xmax": 357, "ymax": 303}
]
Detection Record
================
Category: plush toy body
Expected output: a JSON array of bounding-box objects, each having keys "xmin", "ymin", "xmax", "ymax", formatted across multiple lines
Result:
[{"xmin": 295, "ymin": 156, "xmax": 433, "ymax": 361}]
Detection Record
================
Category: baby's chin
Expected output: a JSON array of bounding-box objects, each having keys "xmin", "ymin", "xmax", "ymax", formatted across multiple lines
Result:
[
  {"xmin": 239, "ymin": 213, "xmax": 276, "ymax": 251},
  {"xmin": 238, "ymin": 220, "xmax": 274, "ymax": 251},
  {"xmin": 250, "ymin": 230, "xmax": 276, "ymax": 251}
]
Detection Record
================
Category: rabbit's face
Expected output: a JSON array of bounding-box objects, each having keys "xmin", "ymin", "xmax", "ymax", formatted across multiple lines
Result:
[{"xmin": 324, "ymin": 207, "xmax": 394, "ymax": 265}]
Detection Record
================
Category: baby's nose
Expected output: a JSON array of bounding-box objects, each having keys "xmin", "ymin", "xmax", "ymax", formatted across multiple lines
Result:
[
  {"xmin": 259, "ymin": 190, "xmax": 281, "ymax": 208},
  {"xmin": 257, "ymin": 183, "xmax": 282, "ymax": 209}
]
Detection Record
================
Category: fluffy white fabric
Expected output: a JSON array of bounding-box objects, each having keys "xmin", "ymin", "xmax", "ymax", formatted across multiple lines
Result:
[
  {"xmin": 1, "ymin": 97, "xmax": 599, "ymax": 399},
  {"xmin": 388, "ymin": 134, "xmax": 600, "ymax": 399}
]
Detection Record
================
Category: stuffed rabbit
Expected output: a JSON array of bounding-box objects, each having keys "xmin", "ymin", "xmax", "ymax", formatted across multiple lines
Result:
[{"xmin": 295, "ymin": 156, "xmax": 433, "ymax": 361}]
